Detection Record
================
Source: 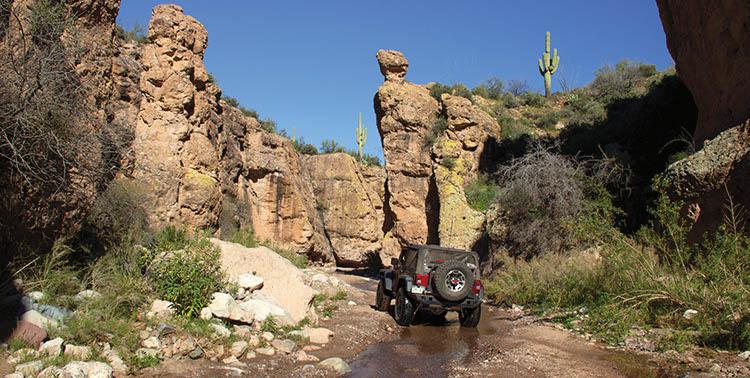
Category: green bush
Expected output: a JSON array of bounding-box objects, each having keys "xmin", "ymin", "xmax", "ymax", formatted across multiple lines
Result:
[
  {"xmin": 472, "ymin": 77, "xmax": 504, "ymax": 100},
  {"xmin": 429, "ymin": 83, "xmax": 472, "ymax": 101},
  {"xmin": 464, "ymin": 174, "xmax": 499, "ymax": 212},
  {"xmin": 259, "ymin": 118, "xmax": 277, "ymax": 133},
  {"xmin": 148, "ymin": 237, "xmax": 224, "ymax": 317},
  {"xmin": 115, "ymin": 23, "xmax": 148, "ymax": 44},
  {"xmin": 423, "ymin": 115, "xmax": 449, "ymax": 146},
  {"xmin": 320, "ymin": 139, "xmax": 346, "ymax": 154},
  {"xmin": 591, "ymin": 60, "xmax": 658, "ymax": 103},
  {"xmin": 293, "ymin": 137, "xmax": 318, "ymax": 155},
  {"xmin": 521, "ymin": 92, "xmax": 546, "ymax": 107},
  {"xmin": 227, "ymin": 228, "xmax": 258, "ymax": 248}
]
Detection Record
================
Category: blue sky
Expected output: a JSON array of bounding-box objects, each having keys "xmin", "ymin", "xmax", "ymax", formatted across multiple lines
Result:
[{"xmin": 117, "ymin": 1, "xmax": 673, "ymax": 158}]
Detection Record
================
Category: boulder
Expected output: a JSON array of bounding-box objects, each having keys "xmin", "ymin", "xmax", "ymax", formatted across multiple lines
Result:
[
  {"xmin": 319, "ymin": 357, "xmax": 352, "ymax": 375},
  {"xmin": 59, "ymin": 361, "xmax": 113, "ymax": 378},
  {"xmin": 236, "ymin": 273, "xmax": 264, "ymax": 291},
  {"xmin": 212, "ymin": 239, "xmax": 315, "ymax": 322},
  {"xmin": 374, "ymin": 50, "xmax": 440, "ymax": 251},
  {"xmin": 64, "ymin": 345, "xmax": 92, "ymax": 360},
  {"xmin": 255, "ymin": 347, "xmax": 275, "ymax": 356},
  {"xmin": 15, "ymin": 360, "xmax": 43, "ymax": 377},
  {"xmin": 305, "ymin": 327, "xmax": 334, "ymax": 344},
  {"xmin": 9, "ymin": 320, "xmax": 46, "ymax": 348},
  {"xmin": 147, "ymin": 299, "xmax": 175, "ymax": 319},
  {"xmin": 230, "ymin": 341, "xmax": 248, "ymax": 358},
  {"xmin": 21, "ymin": 310, "xmax": 57, "ymax": 330},
  {"xmin": 239, "ymin": 297, "xmax": 293, "ymax": 325},
  {"xmin": 303, "ymin": 153, "xmax": 386, "ymax": 266},
  {"xmin": 210, "ymin": 323, "xmax": 231, "ymax": 339},
  {"xmin": 40, "ymin": 337, "xmax": 64, "ymax": 357},
  {"xmin": 37, "ymin": 366, "xmax": 61, "ymax": 378},
  {"xmin": 271, "ymin": 339, "xmax": 296, "ymax": 354}
]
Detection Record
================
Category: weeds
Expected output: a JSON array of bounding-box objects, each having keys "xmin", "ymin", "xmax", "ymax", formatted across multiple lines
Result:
[{"xmin": 464, "ymin": 174, "xmax": 498, "ymax": 212}]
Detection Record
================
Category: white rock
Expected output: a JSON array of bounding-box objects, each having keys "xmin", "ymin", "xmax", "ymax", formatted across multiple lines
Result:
[
  {"xmin": 683, "ymin": 309, "xmax": 698, "ymax": 320},
  {"xmin": 136, "ymin": 348, "xmax": 160, "ymax": 359},
  {"xmin": 212, "ymin": 239, "xmax": 316, "ymax": 322},
  {"xmin": 39, "ymin": 337, "xmax": 64, "ymax": 357},
  {"xmin": 233, "ymin": 325, "xmax": 252, "ymax": 339},
  {"xmin": 208, "ymin": 293, "xmax": 253, "ymax": 323},
  {"xmin": 142, "ymin": 336, "xmax": 161, "ymax": 349},
  {"xmin": 21, "ymin": 310, "xmax": 58, "ymax": 329},
  {"xmin": 199, "ymin": 307, "xmax": 213, "ymax": 320},
  {"xmin": 37, "ymin": 366, "xmax": 61, "ymax": 378},
  {"xmin": 211, "ymin": 323, "xmax": 231, "ymax": 339},
  {"xmin": 247, "ymin": 335, "xmax": 261, "ymax": 348},
  {"xmin": 244, "ymin": 350, "xmax": 256, "ymax": 359},
  {"xmin": 222, "ymin": 356, "xmax": 240, "ymax": 365},
  {"xmin": 255, "ymin": 347, "xmax": 275, "ymax": 356},
  {"xmin": 238, "ymin": 298, "xmax": 293, "ymax": 325},
  {"xmin": 347, "ymin": 301, "xmax": 356, "ymax": 306},
  {"xmin": 294, "ymin": 350, "xmax": 319, "ymax": 362},
  {"xmin": 319, "ymin": 357, "xmax": 352, "ymax": 375},
  {"xmin": 305, "ymin": 327, "xmax": 334, "ymax": 344},
  {"xmin": 739, "ymin": 350, "xmax": 750, "ymax": 360},
  {"xmin": 60, "ymin": 361, "xmax": 113, "ymax": 378},
  {"xmin": 311, "ymin": 274, "xmax": 329, "ymax": 284},
  {"xmin": 15, "ymin": 360, "xmax": 43, "ymax": 377},
  {"xmin": 103, "ymin": 349, "xmax": 127, "ymax": 373},
  {"xmin": 271, "ymin": 339, "xmax": 296, "ymax": 354},
  {"xmin": 73, "ymin": 290, "xmax": 101, "ymax": 302},
  {"xmin": 230, "ymin": 341, "xmax": 248, "ymax": 358},
  {"xmin": 4, "ymin": 373, "xmax": 23, "ymax": 378},
  {"xmin": 237, "ymin": 273, "xmax": 264, "ymax": 291},
  {"xmin": 28, "ymin": 291, "xmax": 44, "ymax": 301},
  {"xmin": 63, "ymin": 344, "xmax": 91, "ymax": 360},
  {"xmin": 261, "ymin": 332, "xmax": 275, "ymax": 342},
  {"xmin": 147, "ymin": 300, "xmax": 174, "ymax": 319}
]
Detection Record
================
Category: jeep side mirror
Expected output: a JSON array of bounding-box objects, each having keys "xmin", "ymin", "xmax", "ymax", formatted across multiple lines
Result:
[{"xmin": 391, "ymin": 258, "xmax": 399, "ymax": 267}]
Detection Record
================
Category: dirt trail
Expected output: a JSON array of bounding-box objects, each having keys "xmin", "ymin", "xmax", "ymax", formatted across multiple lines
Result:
[{"xmin": 142, "ymin": 272, "xmax": 667, "ymax": 377}]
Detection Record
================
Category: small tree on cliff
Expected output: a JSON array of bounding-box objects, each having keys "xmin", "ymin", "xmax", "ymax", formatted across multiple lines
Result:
[{"xmin": 538, "ymin": 31, "xmax": 560, "ymax": 98}]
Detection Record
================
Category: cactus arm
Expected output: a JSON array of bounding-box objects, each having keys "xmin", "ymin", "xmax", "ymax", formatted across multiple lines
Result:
[{"xmin": 538, "ymin": 58, "xmax": 545, "ymax": 75}]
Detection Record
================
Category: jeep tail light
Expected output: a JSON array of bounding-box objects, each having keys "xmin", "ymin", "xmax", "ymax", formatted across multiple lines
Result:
[
  {"xmin": 472, "ymin": 280, "xmax": 483, "ymax": 295},
  {"xmin": 415, "ymin": 273, "xmax": 429, "ymax": 287}
]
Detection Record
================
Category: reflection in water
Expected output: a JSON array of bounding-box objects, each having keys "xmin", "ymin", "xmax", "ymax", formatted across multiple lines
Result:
[{"xmin": 348, "ymin": 309, "xmax": 502, "ymax": 378}]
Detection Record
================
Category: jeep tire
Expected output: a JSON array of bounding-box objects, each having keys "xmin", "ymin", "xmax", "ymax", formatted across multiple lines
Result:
[
  {"xmin": 433, "ymin": 260, "xmax": 474, "ymax": 301},
  {"xmin": 459, "ymin": 305, "xmax": 481, "ymax": 328},
  {"xmin": 375, "ymin": 279, "xmax": 390, "ymax": 312},
  {"xmin": 394, "ymin": 287, "xmax": 415, "ymax": 326}
]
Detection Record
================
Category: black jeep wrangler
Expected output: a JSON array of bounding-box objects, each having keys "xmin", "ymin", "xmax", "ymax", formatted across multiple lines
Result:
[{"xmin": 375, "ymin": 244, "xmax": 483, "ymax": 327}]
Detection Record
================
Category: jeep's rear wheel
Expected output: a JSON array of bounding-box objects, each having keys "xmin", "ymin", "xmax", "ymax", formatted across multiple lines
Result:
[
  {"xmin": 433, "ymin": 260, "xmax": 474, "ymax": 302},
  {"xmin": 375, "ymin": 279, "xmax": 390, "ymax": 311},
  {"xmin": 459, "ymin": 305, "xmax": 481, "ymax": 328},
  {"xmin": 394, "ymin": 287, "xmax": 414, "ymax": 326}
]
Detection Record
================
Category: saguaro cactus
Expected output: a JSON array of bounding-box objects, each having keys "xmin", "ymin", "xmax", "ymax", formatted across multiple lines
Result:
[
  {"xmin": 355, "ymin": 112, "xmax": 367, "ymax": 161},
  {"xmin": 538, "ymin": 31, "xmax": 560, "ymax": 98}
]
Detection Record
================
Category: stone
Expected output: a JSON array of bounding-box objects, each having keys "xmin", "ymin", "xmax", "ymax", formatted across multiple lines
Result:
[
  {"xmin": 683, "ymin": 309, "xmax": 698, "ymax": 320},
  {"xmin": 15, "ymin": 360, "xmax": 43, "ymax": 377},
  {"xmin": 271, "ymin": 339, "xmax": 296, "ymax": 354},
  {"xmin": 142, "ymin": 336, "xmax": 161, "ymax": 349},
  {"xmin": 211, "ymin": 323, "xmax": 231, "ymax": 339},
  {"xmin": 59, "ymin": 361, "xmax": 113, "ymax": 378},
  {"xmin": 136, "ymin": 348, "xmax": 160, "ymax": 359},
  {"xmin": 156, "ymin": 322, "xmax": 176, "ymax": 336},
  {"xmin": 238, "ymin": 297, "xmax": 293, "ymax": 325},
  {"xmin": 27, "ymin": 291, "xmax": 44, "ymax": 302},
  {"xmin": 376, "ymin": 50, "xmax": 409, "ymax": 84},
  {"xmin": 139, "ymin": 330, "xmax": 151, "ymax": 340},
  {"xmin": 21, "ymin": 310, "xmax": 57, "ymax": 330},
  {"xmin": 244, "ymin": 351, "xmax": 256, "ymax": 359},
  {"xmin": 147, "ymin": 300, "xmax": 174, "ymax": 319},
  {"xmin": 213, "ymin": 239, "xmax": 317, "ymax": 322},
  {"xmin": 233, "ymin": 325, "xmax": 252, "ymax": 339},
  {"xmin": 103, "ymin": 348, "xmax": 127, "ymax": 374},
  {"xmin": 261, "ymin": 332, "xmax": 275, "ymax": 342},
  {"xmin": 230, "ymin": 341, "xmax": 248, "ymax": 358},
  {"xmin": 64, "ymin": 345, "xmax": 92, "ymax": 360},
  {"xmin": 199, "ymin": 307, "xmax": 213, "ymax": 320},
  {"xmin": 39, "ymin": 337, "xmax": 64, "ymax": 357},
  {"xmin": 305, "ymin": 327, "xmax": 334, "ymax": 344},
  {"xmin": 294, "ymin": 350, "xmax": 319, "ymax": 362},
  {"xmin": 255, "ymin": 347, "xmax": 275, "ymax": 356},
  {"xmin": 37, "ymin": 366, "xmax": 61, "ymax": 378},
  {"xmin": 303, "ymin": 345, "xmax": 322, "ymax": 352},
  {"xmin": 319, "ymin": 357, "xmax": 352, "ymax": 375},
  {"xmin": 708, "ymin": 363, "xmax": 722, "ymax": 373},
  {"xmin": 374, "ymin": 50, "xmax": 440, "ymax": 252},
  {"xmin": 222, "ymin": 356, "xmax": 239, "ymax": 365},
  {"xmin": 303, "ymin": 153, "xmax": 386, "ymax": 267},
  {"xmin": 188, "ymin": 347, "xmax": 204, "ymax": 359},
  {"xmin": 248, "ymin": 335, "xmax": 261, "ymax": 348},
  {"xmin": 207, "ymin": 292, "xmax": 253, "ymax": 324},
  {"xmin": 32, "ymin": 304, "xmax": 72, "ymax": 322},
  {"xmin": 347, "ymin": 301, "xmax": 357, "ymax": 306},
  {"xmin": 738, "ymin": 351, "xmax": 750, "ymax": 360},
  {"xmin": 9, "ymin": 320, "xmax": 46, "ymax": 348},
  {"xmin": 4, "ymin": 373, "xmax": 22, "ymax": 378},
  {"xmin": 237, "ymin": 273, "xmax": 264, "ymax": 291},
  {"xmin": 73, "ymin": 289, "xmax": 101, "ymax": 302}
]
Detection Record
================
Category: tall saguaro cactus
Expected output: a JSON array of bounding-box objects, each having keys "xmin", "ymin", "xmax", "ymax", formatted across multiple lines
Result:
[
  {"xmin": 355, "ymin": 112, "xmax": 367, "ymax": 162},
  {"xmin": 538, "ymin": 31, "xmax": 560, "ymax": 98}
]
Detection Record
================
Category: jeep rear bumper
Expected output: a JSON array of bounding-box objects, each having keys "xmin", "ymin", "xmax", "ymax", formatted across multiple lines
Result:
[{"xmin": 411, "ymin": 293, "xmax": 482, "ymax": 310}]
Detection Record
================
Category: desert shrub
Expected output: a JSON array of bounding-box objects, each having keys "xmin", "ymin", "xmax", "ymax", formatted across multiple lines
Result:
[
  {"xmin": 521, "ymin": 92, "xmax": 546, "ymax": 107},
  {"xmin": 359, "ymin": 152, "xmax": 382, "ymax": 167},
  {"xmin": 423, "ymin": 115, "xmax": 449, "ymax": 146},
  {"xmin": 147, "ymin": 237, "xmax": 224, "ymax": 317},
  {"xmin": 472, "ymin": 77, "xmax": 504, "ymax": 100},
  {"xmin": 293, "ymin": 137, "xmax": 318, "ymax": 155},
  {"xmin": 227, "ymin": 228, "xmax": 258, "ymax": 248},
  {"xmin": 506, "ymin": 80, "xmax": 529, "ymax": 96},
  {"xmin": 114, "ymin": 23, "xmax": 148, "ymax": 44},
  {"xmin": 429, "ymin": 83, "xmax": 472, "ymax": 101},
  {"xmin": 259, "ymin": 118, "xmax": 277, "ymax": 133},
  {"xmin": 223, "ymin": 96, "xmax": 241, "ymax": 108},
  {"xmin": 320, "ymin": 139, "xmax": 345, "ymax": 154},
  {"xmin": 564, "ymin": 92, "xmax": 606, "ymax": 126},
  {"xmin": 591, "ymin": 60, "xmax": 657, "ymax": 103},
  {"xmin": 464, "ymin": 174, "xmax": 498, "ymax": 212}
]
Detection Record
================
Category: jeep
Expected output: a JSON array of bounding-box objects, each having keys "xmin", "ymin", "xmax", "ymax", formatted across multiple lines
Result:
[{"xmin": 375, "ymin": 244, "xmax": 483, "ymax": 327}]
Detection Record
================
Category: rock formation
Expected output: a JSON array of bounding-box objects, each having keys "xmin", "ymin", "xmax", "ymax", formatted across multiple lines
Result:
[
  {"xmin": 432, "ymin": 94, "xmax": 499, "ymax": 250},
  {"xmin": 303, "ymin": 153, "xmax": 385, "ymax": 266},
  {"xmin": 128, "ymin": 4, "xmax": 223, "ymax": 230},
  {"xmin": 374, "ymin": 50, "xmax": 440, "ymax": 254},
  {"xmin": 657, "ymin": 0, "xmax": 750, "ymax": 144},
  {"xmin": 219, "ymin": 107, "xmax": 334, "ymax": 262}
]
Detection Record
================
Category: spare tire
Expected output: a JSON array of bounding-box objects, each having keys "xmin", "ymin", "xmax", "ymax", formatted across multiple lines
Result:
[{"xmin": 433, "ymin": 260, "xmax": 474, "ymax": 301}]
